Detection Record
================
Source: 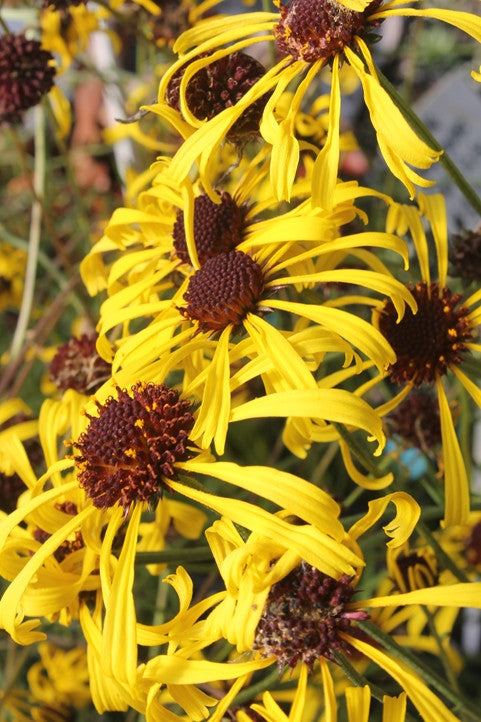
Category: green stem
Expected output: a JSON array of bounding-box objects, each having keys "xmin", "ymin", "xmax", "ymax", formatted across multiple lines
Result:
[
  {"xmin": 332, "ymin": 651, "xmax": 386, "ymax": 702},
  {"xmin": 376, "ymin": 66, "xmax": 481, "ymax": 217},
  {"xmin": 9, "ymin": 105, "xmax": 45, "ymax": 360},
  {"xmin": 357, "ymin": 620, "xmax": 481, "ymax": 721}
]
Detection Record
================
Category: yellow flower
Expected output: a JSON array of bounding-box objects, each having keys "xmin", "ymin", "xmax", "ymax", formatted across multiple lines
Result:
[
  {"xmin": 84, "ymin": 167, "xmax": 414, "ymax": 455},
  {"xmin": 0, "ymin": 377, "xmax": 377, "ymax": 692},
  {"xmin": 163, "ymin": 496, "xmax": 480, "ymax": 722},
  {"xmin": 40, "ymin": 4, "xmax": 104, "ymax": 73},
  {"xmin": 0, "ymin": 243, "xmax": 26, "ymax": 311},
  {"xmin": 0, "ymin": 398, "xmax": 38, "ymax": 477},
  {"xmin": 156, "ymin": 0, "xmax": 481, "ymax": 203},
  {"xmin": 0, "ymin": 388, "xmax": 205, "ymax": 646},
  {"xmin": 371, "ymin": 193, "xmax": 481, "ymax": 525},
  {"xmin": 27, "ymin": 642, "xmax": 91, "ymax": 714}
]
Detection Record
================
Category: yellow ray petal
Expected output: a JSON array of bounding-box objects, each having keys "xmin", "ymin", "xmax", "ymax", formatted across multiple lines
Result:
[
  {"xmin": 190, "ymin": 326, "xmax": 232, "ymax": 454},
  {"xmin": 346, "ymin": 637, "xmax": 460, "ymax": 722},
  {"xmin": 436, "ymin": 377, "xmax": 470, "ymax": 526},
  {"xmin": 348, "ymin": 492, "xmax": 420, "ymax": 547},
  {"xmin": 102, "ymin": 505, "xmax": 142, "ymax": 691}
]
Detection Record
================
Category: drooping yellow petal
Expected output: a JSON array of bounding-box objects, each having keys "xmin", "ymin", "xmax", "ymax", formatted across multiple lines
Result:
[
  {"xmin": 190, "ymin": 325, "xmax": 232, "ymax": 454},
  {"xmin": 276, "ymin": 269, "xmax": 415, "ymax": 322},
  {"xmin": 383, "ymin": 693, "xmax": 407, "ymax": 722},
  {"xmin": 346, "ymin": 636, "xmax": 460, "ymax": 722},
  {"xmin": 169, "ymin": 480, "xmax": 362, "ymax": 577},
  {"xmin": 229, "ymin": 387, "xmax": 386, "ymax": 456},
  {"xmin": 79, "ymin": 604, "xmax": 129, "ymax": 713},
  {"xmin": 417, "ymin": 193, "xmax": 448, "ymax": 287},
  {"xmin": 263, "ymin": 61, "xmax": 321, "ymax": 201},
  {"xmin": 176, "ymin": 460, "xmax": 343, "ymax": 537},
  {"xmin": 266, "ymin": 298, "xmax": 395, "ymax": 372},
  {"xmin": 208, "ymin": 674, "xmax": 251, "ymax": 722},
  {"xmin": 142, "ymin": 654, "xmax": 272, "ymax": 685},
  {"xmin": 345, "ymin": 46, "xmax": 441, "ymax": 198},
  {"xmin": 348, "ymin": 492, "xmax": 420, "ymax": 547},
  {"xmin": 320, "ymin": 659, "xmax": 337, "ymax": 722},
  {"xmin": 436, "ymin": 377, "xmax": 470, "ymax": 526},
  {"xmin": 102, "ymin": 504, "xmax": 142, "ymax": 692},
  {"xmin": 375, "ymin": 8, "xmax": 481, "ymax": 47},
  {"xmin": 48, "ymin": 84, "xmax": 71, "ymax": 139},
  {"xmin": 339, "ymin": 439, "xmax": 393, "ymax": 490},
  {"xmin": 451, "ymin": 365, "xmax": 481, "ymax": 409},
  {"xmin": 171, "ymin": 13, "xmax": 277, "ymax": 55},
  {"xmin": 311, "ymin": 54, "xmax": 341, "ymax": 209},
  {"xmin": 244, "ymin": 314, "xmax": 317, "ymax": 391},
  {"xmin": 0, "ymin": 501, "xmax": 93, "ymax": 644}
]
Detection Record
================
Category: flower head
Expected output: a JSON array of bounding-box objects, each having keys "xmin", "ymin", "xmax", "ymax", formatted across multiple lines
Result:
[
  {"xmin": 49, "ymin": 333, "xmax": 112, "ymax": 394},
  {"xmin": 159, "ymin": 1, "xmax": 481, "ymax": 203},
  {"xmin": 166, "ymin": 50, "xmax": 271, "ymax": 141},
  {"xmin": 73, "ymin": 382, "xmax": 195, "ymax": 510},
  {"xmin": 379, "ymin": 281, "xmax": 474, "ymax": 387},
  {"xmin": 273, "ymin": 0, "xmax": 383, "ymax": 63},
  {"xmin": 0, "ymin": 33, "xmax": 56, "ymax": 124},
  {"xmin": 387, "ymin": 545, "xmax": 439, "ymax": 594},
  {"xmin": 179, "ymin": 249, "xmax": 266, "ymax": 333},
  {"xmin": 366, "ymin": 192, "xmax": 481, "ymax": 525},
  {"xmin": 172, "ymin": 191, "xmax": 247, "ymax": 265},
  {"xmin": 253, "ymin": 562, "xmax": 369, "ymax": 670}
]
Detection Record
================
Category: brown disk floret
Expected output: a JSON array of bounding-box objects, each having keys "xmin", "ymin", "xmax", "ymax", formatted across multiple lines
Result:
[
  {"xmin": 378, "ymin": 281, "xmax": 474, "ymax": 386},
  {"xmin": 274, "ymin": 0, "xmax": 383, "ymax": 64},
  {"xmin": 0, "ymin": 33, "xmax": 56, "ymax": 124},
  {"xmin": 166, "ymin": 51, "xmax": 270, "ymax": 140},
  {"xmin": 49, "ymin": 333, "xmax": 112, "ymax": 394},
  {"xmin": 73, "ymin": 382, "xmax": 195, "ymax": 511},
  {"xmin": 180, "ymin": 250, "xmax": 265, "ymax": 333},
  {"xmin": 172, "ymin": 192, "xmax": 247, "ymax": 266},
  {"xmin": 253, "ymin": 562, "xmax": 369, "ymax": 670}
]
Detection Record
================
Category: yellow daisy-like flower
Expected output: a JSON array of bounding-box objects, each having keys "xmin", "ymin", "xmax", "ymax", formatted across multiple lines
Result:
[
  {"xmin": 0, "ymin": 398, "xmax": 38, "ymax": 476},
  {"xmin": 370, "ymin": 193, "xmax": 481, "ymax": 526},
  {"xmin": 129, "ymin": 491, "xmax": 481, "ymax": 720},
  {"xmin": 157, "ymin": 0, "xmax": 481, "ymax": 204},
  {"xmin": 0, "ymin": 243, "xmax": 26, "ymax": 311},
  {"xmin": 0, "ymin": 387, "xmax": 205, "ymax": 645},
  {"xmin": 40, "ymin": 3, "xmax": 104, "ymax": 73},
  {"xmin": 27, "ymin": 642, "xmax": 91, "ymax": 715},
  {"xmin": 0, "ymin": 379, "xmax": 379, "ymax": 657},
  {"xmin": 169, "ymin": 502, "xmax": 481, "ymax": 722},
  {"xmin": 82, "ymin": 156, "xmax": 412, "ymax": 455}
]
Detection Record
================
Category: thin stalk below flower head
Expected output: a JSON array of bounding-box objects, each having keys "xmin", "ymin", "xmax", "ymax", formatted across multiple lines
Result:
[{"xmin": 9, "ymin": 104, "xmax": 45, "ymax": 360}]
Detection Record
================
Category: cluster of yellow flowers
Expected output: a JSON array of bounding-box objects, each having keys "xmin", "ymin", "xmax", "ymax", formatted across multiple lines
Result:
[{"xmin": 2, "ymin": 1, "xmax": 481, "ymax": 720}]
